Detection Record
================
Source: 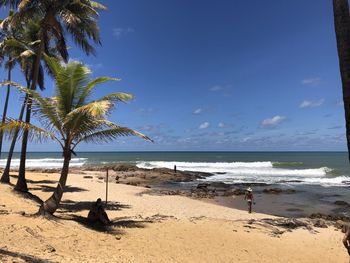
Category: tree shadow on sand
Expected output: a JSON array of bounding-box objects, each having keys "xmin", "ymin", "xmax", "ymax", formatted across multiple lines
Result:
[
  {"xmin": 67, "ymin": 215, "xmax": 150, "ymax": 235},
  {"xmin": 0, "ymin": 248, "xmax": 56, "ymax": 263},
  {"xmin": 54, "ymin": 199, "xmax": 150, "ymax": 235},
  {"xmin": 30, "ymin": 184, "xmax": 88, "ymax": 193},
  {"xmin": 57, "ymin": 200, "xmax": 131, "ymax": 213}
]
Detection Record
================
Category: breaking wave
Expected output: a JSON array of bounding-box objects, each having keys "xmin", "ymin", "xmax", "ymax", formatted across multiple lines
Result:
[{"xmin": 136, "ymin": 161, "xmax": 348, "ymax": 187}]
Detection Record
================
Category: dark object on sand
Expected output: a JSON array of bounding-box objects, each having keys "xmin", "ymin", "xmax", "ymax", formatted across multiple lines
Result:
[{"xmin": 88, "ymin": 198, "xmax": 111, "ymax": 225}]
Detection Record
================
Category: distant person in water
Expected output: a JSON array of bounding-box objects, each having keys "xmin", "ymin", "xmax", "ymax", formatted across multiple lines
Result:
[
  {"xmin": 342, "ymin": 222, "xmax": 350, "ymax": 262},
  {"xmin": 244, "ymin": 187, "xmax": 254, "ymax": 213},
  {"xmin": 88, "ymin": 198, "xmax": 111, "ymax": 225}
]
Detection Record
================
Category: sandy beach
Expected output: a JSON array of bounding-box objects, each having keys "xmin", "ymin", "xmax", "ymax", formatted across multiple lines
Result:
[{"xmin": 0, "ymin": 170, "xmax": 348, "ymax": 263}]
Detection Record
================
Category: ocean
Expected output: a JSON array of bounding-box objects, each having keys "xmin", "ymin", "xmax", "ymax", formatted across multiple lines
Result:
[
  {"xmin": 1, "ymin": 151, "xmax": 349, "ymax": 187},
  {"xmin": 1, "ymin": 151, "xmax": 349, "ymax": 217}
]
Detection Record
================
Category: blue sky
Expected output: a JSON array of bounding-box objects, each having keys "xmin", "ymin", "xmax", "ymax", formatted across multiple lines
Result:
[{"xmin": 0, "ymin": 0, "xmax": 347, "ymax": 151}]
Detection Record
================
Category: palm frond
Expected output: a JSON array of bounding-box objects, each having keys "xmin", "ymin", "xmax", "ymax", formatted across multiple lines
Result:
[
  {"xmin": 76, "ymin": 76, "xmax": 119, "ymax": 106},
  {"xmin": 0, "ymin": 118, "xmax": 59, "ymax": 144},
  {"xmin": 90, "ymin": 1, "xmax": 107, "ymax": 11},
  {"xmin": 77, "ymin": 126, "xmax": 152, "ymax": 145}
]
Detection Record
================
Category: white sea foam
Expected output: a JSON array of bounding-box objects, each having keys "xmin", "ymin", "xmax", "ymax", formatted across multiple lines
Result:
[
  {"xmin": 136, "ymin": 161, "xmax": 348, "ymax": 187},
  {"xmin": 0, "ymin": 158, "xmax": 87, "ymax": 168}
]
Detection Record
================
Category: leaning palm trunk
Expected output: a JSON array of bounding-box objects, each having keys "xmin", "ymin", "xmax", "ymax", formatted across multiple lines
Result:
[
  {"xmin": 0, "ymin": 58, "xmax": 152, "ymax": 215},
  {"xmin": 1, "ymin": 94, "xmax": 28, "ymax": 183},
  {"xmin": 39, "ymin": 145, "xmax": 71, "ymax": 215},
  {"xmin": 0, "ymin": 65, "xmax": 12, "ymax": 158},
  {"xmin": 16, "ymin": 36, "xmax": 45, "ymax": 192},
  {"xmin": 333, "ymin": 0, "xmax": 350, "ymax": 162}
]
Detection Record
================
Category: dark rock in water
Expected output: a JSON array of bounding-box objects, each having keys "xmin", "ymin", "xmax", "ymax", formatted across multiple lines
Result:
[
  {"xmin": 334, "ymin": 200, "xmax": 350, "ymax": 206},
  {"xmin": 183, "ymin": 170, "xmax": 214, "ymax": 178},
  {"xmin": 196, "ymin": 183, "xmax": 210, "ymax": 190},
  {"xmin": 278, "ymin": 180, "xmax": 303, "ymax": 183},
  {"xmin": 231, "ymin": 188, "xmax": 246, "ymax": 196},
  {"xmin": 342, "ymin": 181, "xmax": 350, "ymax": 185},
  {"xmin": 263, "ymin": 188, "xmax": 296, "ymax": 194},
  {"xmin": 233, "ymin": 183, "xmax": 269, "ymax": 187},
  {"xmin": 208, "ymin": 182, "xmax": 231, "ymax": 189},
  {"xmin": 111, "ymin": 164, "xmax": 139, "ymax": 172},
  {"xmin": 220, "ymin": 188, "xmax": 245, "ymax": 196},
  {"xmin": 309, "ymin": 213, "xmax": 350, "ymax": 222},
  {"xmin": 216, "ymin": 172, "xmax": 226, "ymax": 175}
]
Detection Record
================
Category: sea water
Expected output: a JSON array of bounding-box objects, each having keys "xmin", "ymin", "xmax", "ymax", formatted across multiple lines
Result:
[
  {"xmin": 1, "ymin": 151, "xmax": 349, "ymax": 217},
  {"xmin": 0, "ymin": 151, "xmax": 349, "ymax": 187}
]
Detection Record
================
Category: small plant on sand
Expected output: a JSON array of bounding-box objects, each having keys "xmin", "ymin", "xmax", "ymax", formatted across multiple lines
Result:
[{"xmin": 0, "ymin": 56, "xmax": 152, "ymax": 215}]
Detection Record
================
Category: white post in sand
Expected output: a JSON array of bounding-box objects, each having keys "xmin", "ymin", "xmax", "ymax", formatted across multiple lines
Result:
[{"xmin": 106, "ymin": 168, "xmax": 109, "ymax": 206}]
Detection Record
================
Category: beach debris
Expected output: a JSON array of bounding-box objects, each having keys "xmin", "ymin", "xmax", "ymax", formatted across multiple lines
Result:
[
  {"xmin": 260, "ymin": 218, "xmax": 312, "ymax": 231},
  {"xmin": 83, "ymin": 176, "xmax": 93, "ymax": 179},
  {"xmin": 312, "ymin": 219, "xmax": 328, "ymax": 228},
  {"xmin": 45, "ymin": 245, "xmax": 56, "ymax": 253}
]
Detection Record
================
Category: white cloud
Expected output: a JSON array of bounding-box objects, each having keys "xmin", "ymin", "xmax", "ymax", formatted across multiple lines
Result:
[
  {"xmin": 199, "ymin": 122, "xmax": 210, "ymax": 129},
  {"xmin": 260, "ymin": 115, "xmax": 286, "ymax": 127},
  {"xmin": 210, "ymin": 85, "xmax": 223, "ymax": 92},
  {"xmin": 113, "ymin": 27, "xmax": 134, "ymax": 38},
  {"xmin": 299, "ymin": 99, "xmax": 324, "ymax": 108},
  {"xmin": 218, "ymin": 122, "xmax": 225, "ymax": 128},
  {"xmin": 301, "ymin": 77, "xmax": 321, "ymax": 86},
  {"xmin": 193, "ymin": 108, "xmax": 203, "ymax": 115}
]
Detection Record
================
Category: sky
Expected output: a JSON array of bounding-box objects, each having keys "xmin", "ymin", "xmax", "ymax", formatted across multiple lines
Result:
[{"xmin": 0, "ymin": 0, "xmax": 347, "ymax": 152}]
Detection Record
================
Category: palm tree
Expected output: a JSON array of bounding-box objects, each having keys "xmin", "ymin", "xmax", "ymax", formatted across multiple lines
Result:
[
  {"xmin": 0, "ymin": 57, "xmax": 152, "ymax": 215},
  {"xmin": 0, "ymin": 18, "xmax": 54, "ymax": 183},
  {"xmin": 0, "ymin": 57, "xmax": 14, "ymax": 159},
  {"xmin": 333, "ymin": 0, "xmax": 350, "ymax": 162},
  {"xmin": 0, "ymin": 10, "xmax": 16, "ymax": 159},
  {"xmin": 0, "ymin": 0, "xmax": 106, "ymax": 191}
]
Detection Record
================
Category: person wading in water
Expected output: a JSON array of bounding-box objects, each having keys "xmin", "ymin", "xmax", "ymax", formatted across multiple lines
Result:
[{"xmin": 244, "ymin": 187, "xmax": 254, "ymax": 213}]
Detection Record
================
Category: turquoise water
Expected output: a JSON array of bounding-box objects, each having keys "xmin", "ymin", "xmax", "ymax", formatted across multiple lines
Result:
[{"xmin": 1, "ymin": 151, "xmax": 350, "ymax": 187}]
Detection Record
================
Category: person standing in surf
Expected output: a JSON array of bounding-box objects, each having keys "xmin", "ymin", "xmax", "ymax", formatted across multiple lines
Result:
[{"xmin": 244, "ymin": 187, "xmax": 254, "ymax": 213}]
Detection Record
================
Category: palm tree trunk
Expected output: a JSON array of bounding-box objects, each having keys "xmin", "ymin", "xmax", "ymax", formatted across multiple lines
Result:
[
  {"xmin": 333, "ymin": 0, "xmax": 350, "ymax": 162},
  {"xmin": 16, "ymin": 35, "xmax": 45, "ymax": 192},
  {"xmin": 39, "ymin": 146, "xmax": 71, "ymax": 215},
  {"xmin": 1, "ymin": 94, "xmax": 28, "ymax": 184},
  {"xmin": 0, "ymin": 64, "xmax": 12, "ymax": 159}
]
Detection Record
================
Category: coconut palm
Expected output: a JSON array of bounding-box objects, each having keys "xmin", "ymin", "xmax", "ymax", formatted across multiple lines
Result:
[
  {"xmin": 0, "ymin": 10, "xmax": 16, "ymax": 159},
  {"xmin": 0, "ymin": 57, "xmax": 14, "ymax": 159},
  {"xmin": 0, "ymin": 0, "xmax": 106, "ymax": 191},
  {"xmin": 0, "ymin": 18, "xmax": 57, "ymax": 183},
  {"xmin": 333, "ymin": 0, "xmax": 350, "ymax": 162},
  {"xmin": 0, "ymin": 57, "xmax": 152, "ymax": 215}
]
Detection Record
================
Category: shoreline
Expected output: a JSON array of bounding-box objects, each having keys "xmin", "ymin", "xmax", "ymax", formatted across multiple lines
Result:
[
  {"xmin": 0, "ymin": 169, "xmax": 348, "ymax": 262},
  {"xmin": 2, "ymin": 164, "xmax": 350, "ymax": 220}
]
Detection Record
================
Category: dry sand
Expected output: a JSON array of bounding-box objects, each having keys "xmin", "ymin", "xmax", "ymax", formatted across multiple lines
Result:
[{"xmin": 0, "ymin": 171, "xmax": 348, "ymax": 262}]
